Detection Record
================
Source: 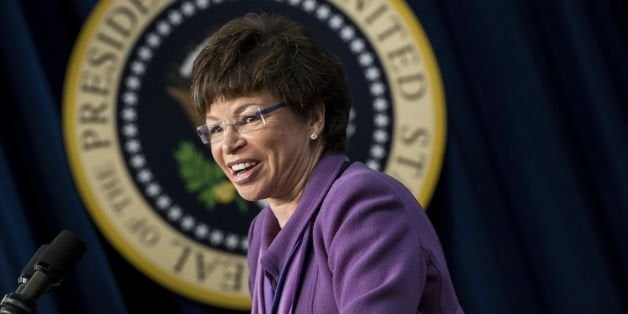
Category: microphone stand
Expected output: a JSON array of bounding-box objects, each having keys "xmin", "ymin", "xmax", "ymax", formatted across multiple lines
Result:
[{"xmin": 0, "ymin": 293, "xmax": 36, "ymax": 314}]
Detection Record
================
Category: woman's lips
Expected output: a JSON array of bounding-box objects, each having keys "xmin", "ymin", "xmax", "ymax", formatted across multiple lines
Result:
[{"xmin": 229, "ymin": 162, "xmax": 261, "ymax": 184}]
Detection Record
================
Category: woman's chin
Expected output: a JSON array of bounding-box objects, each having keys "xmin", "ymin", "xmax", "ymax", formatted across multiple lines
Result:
[{"xmin": 235, "ymin": 188, "xmax": 264, "ymax": 202}]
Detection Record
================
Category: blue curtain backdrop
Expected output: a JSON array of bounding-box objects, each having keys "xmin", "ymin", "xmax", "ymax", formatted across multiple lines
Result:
[{"xmin": 1, "ymin": 0, "xmax": 626, "ymax": 313}]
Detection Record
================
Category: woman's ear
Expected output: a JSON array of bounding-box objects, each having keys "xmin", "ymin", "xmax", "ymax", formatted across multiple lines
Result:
[{"xmin": 310, "ymin": 103, "xmax": 325, "ymax": 134}]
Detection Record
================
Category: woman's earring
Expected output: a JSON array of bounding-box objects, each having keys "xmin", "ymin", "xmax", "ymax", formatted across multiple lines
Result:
[{"xmin": 310, "ymin": 132, "xmax": 318, "ymax": 140}]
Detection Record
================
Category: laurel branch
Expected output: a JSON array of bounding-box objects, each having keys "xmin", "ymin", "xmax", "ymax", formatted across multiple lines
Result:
[{"xmin": 174, "ymin": 141, "xmax": 248, "ymax": 213}]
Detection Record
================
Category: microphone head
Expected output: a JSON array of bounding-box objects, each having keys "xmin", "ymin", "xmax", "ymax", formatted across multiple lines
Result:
[{"xmin": 36, "ymin": 230, "xmax": 87, "ymax": 277}]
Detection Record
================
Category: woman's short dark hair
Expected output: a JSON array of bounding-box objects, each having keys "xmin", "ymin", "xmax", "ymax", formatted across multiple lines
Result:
[{"xmin": 191, "ymin": 13, "xmax": 351, "ymax": 152}]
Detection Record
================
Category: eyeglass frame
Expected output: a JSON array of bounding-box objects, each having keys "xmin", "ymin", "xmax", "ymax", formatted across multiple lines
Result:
[{"xmin": 196, "ymin": 102, "xmax": 286, "ymax": 144}]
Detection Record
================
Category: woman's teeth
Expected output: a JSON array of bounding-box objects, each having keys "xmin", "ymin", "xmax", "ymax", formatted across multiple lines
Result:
[{"xmin": 231, "ymin": 161, "xmax": 257, "ymax": 173}]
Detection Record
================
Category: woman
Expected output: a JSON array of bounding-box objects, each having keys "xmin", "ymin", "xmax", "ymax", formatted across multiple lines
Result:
[{"xmin": 191, "ymin": 13, "xmax": 462, "ymax": 314}]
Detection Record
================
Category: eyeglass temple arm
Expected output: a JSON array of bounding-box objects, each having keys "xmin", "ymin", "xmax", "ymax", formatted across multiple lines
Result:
[{"xmin": 259, "ymin": 102, "xmax": 285, "ymax": 115}]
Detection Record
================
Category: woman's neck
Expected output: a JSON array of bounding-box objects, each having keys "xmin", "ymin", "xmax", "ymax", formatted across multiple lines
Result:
[{"xmin": 267, "ymin": 145, "xmax": 325, "ymax": 228}]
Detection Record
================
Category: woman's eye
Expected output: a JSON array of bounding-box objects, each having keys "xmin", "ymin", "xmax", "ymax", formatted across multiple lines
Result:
[
  {"xmin": 209, "ymin": 126, "xmax": 224, "ymax": 134},
  {"xmin": 243, "ymin": 115, "xmax": 260, "ymax": 124}
]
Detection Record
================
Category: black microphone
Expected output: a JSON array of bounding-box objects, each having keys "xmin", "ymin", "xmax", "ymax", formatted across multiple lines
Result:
[{"xmin": 0, "ymin": 230, "xmax": 87, "ymax": 314}]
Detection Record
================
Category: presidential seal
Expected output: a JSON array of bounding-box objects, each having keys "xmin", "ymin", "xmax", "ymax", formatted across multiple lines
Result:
[{"xmin": 63, "ymin": 0, "xmax": 445, "ymax": 310}]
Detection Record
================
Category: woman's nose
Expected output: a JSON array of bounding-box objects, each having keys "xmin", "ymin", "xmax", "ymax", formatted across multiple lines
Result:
[{"xmin": 221, "ymin": 125, "xmax": 244, "ymax": 153}]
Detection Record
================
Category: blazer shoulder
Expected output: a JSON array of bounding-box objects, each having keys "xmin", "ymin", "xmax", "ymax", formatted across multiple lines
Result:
[{"xmin": 332, "ymin": 162, "xmax": 413, "ymax": 198}]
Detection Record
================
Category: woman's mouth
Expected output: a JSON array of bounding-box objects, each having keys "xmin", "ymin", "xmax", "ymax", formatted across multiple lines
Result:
[{"xmin": 229, "ymin": 161, "xmax": 260, "ymax": 184}]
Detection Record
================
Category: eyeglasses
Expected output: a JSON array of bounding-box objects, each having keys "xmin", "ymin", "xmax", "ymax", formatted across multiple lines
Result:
[{"xmin": 196, "ymin": 102, "xmax": 286, "ymax": 144}]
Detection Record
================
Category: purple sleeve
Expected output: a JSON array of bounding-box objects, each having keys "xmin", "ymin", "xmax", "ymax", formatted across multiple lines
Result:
[{"xmin": 320, "ymin": 172, "xmax": 426, "ymax": 312}]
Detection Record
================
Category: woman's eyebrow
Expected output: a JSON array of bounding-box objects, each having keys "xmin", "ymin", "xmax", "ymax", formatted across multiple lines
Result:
[
  {"xmin": 232, "ymin": 103, "xmax": 259, "ymax": 115},
  {"xmin": 205, "ymin": 103, "xmax": 259, "ymax": 121}
]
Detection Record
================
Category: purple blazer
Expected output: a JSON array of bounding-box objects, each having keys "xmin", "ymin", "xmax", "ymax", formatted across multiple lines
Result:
[{"xmin": 248, "ymin": 153, "xmax": 463, "ymax": 313}]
